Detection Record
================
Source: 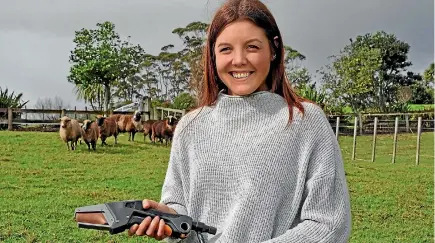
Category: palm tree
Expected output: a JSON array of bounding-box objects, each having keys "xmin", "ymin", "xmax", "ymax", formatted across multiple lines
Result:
[
  {"xmin": 296, "ymin": 83, "xmax": 326, "ymax": 108},
  {"xmin": 0, "ymin": 87, "xmax": 29, "ymax": 122},
  {"xmin": 74, "ymin": 83, "xmax": 104, "ymax": 111},
  {"xmin": 0, "ymin": 87, "xmax": 29, "ymax": 109}
]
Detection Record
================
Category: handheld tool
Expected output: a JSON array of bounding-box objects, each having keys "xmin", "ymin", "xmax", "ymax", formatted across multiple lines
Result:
[{"xmin": 74, "ymin": 200, "xmax": 217, "ymax": 239}]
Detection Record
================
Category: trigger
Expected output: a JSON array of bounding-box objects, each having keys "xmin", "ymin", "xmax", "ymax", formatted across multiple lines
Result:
[{"xmin": 164, "ymin": 224, "xmax": 173, "ymax": 236}]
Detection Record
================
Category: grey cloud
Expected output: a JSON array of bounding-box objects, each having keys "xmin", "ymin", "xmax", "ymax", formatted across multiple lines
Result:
[{"xmin": 0, "ymin": 0, "xmax": 432, "ymax": 108}]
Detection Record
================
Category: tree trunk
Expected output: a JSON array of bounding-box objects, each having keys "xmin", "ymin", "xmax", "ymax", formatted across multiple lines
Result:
[
  {"xmin": 104, "ymin": 83, "xmax": 111, "ymax": 116},
  {"xmin": 378, "ymin": 72, "xmax": 387, "ymax": 112}
]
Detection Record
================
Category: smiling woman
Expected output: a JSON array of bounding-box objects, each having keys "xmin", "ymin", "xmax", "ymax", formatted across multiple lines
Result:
[
  {"xmin": 127, "ymin": 0, "xmax": 352, "ymax": 242},
  {"xmin": 214, "ymin": 19, "xmax": 272, "ymax": 96}
]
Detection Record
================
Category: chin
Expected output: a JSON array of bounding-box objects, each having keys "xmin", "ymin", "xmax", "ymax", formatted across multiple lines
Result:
[{"xmin": 227, "ymin": 85, "xmax": 258, "ymax": 96}]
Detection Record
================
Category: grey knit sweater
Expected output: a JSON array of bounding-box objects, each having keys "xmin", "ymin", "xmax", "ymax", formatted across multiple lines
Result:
[{"xmin": 160, "ymin": 91, "xmax": 351, "ymax": 243}]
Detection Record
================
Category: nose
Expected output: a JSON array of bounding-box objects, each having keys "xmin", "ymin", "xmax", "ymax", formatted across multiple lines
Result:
[{"xmin": 232, "ymin": 49, "xmax": 247, "ymax": 66}]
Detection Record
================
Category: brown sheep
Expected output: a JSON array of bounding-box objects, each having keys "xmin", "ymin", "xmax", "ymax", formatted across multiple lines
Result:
[
  {"xmin": 117, "ymin": 110, "xmax": 143, "ymax": 142},
  {"xmin": 141, "ymin": 119, "xmax": 158, "ymax": 143},
  {"xmin": 59, "ymin": 116, "xmax": 82, "ymax": 150},
  {"xmin": 151, "ymin": 116, "xmax": 178, "ymax": 146},
  {"xmin": 81, "ymin": 120, "xmax": 100, "ymax": 151},
  {"xmin": 96, "ymin": 115, "xmax": 119, "ymax": 146},
  {"xmin": 109, "ymin": 114, "xmax": 123, "ymax": 122}
]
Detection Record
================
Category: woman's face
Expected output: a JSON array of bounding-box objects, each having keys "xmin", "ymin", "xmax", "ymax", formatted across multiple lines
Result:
[{"xmin": 214, "ymin": 19, "xmax": 273, "ymax": 96}]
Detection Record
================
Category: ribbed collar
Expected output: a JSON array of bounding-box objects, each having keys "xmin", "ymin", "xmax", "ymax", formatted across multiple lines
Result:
[{"xmin": 213, "ymin": 90, "xmax": 288, "ymax": 119}]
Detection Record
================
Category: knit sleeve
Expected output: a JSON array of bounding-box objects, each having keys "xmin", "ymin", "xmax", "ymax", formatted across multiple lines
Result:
[
  {"xmin": 159, "ymin": 117, "xmax": 189, "ymax": 216},
  {"xmin": 159, "ymin": 119, "xmax": 191, "ymax": 243},
  {"xmin": 262, "ymin": 106, "xmax": 352, "ymax": 243}
]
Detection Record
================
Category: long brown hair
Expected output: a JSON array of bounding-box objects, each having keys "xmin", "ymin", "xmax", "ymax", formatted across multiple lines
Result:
[{"xmin": 196, "ymin": 0, "xmax": 305, "ymax": 122}]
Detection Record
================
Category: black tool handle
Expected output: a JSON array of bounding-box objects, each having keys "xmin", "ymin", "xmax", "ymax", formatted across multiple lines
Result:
[
  {"xmin": 126, "ymin": 215, "xmax": 185, "ymax": 238},
  {"xmin": 132, "ymin": 208, "xmax": 192, "ymax": 234},
  {"xmin": 108, "ymin": 200, "xmax": 216, "ymax": 237},
  {"xmin": 122, "ymin": 200, "xmax": 192, "ymax": 235}
]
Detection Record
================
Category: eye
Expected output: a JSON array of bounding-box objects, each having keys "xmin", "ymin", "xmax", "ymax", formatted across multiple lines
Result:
[
  {"xmin": 219, "ymin": 47, "xmax": 231, "ymax": 53},
  {"xmin": 247, "ymin": 45, "xmax": 259, "ymax": 50}
]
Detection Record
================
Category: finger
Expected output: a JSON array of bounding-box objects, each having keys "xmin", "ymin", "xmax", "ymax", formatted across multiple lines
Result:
[
  {"xmin": 128, "ymin": 224, "xmax": 139, "ymax": 236},
  {"xmin": 136, "ymin": 216, "xmax": 152, "ymax": 236},
  {"xmin": 156, "ymin": 219, "xmax": 166, "ymax": 238},
  {"xmin": 146, "ymin": 216, "xmax": 160, "ymax": 237},
  {"xmin": 142, "ymin": 199, "xmax": 157, "ymax": 209},
  {"xmin": 155, "ymin": 219, "xmax": 167, "ymax": 241}
]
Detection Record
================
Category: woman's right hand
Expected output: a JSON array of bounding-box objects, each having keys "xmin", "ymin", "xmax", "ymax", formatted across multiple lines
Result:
[{"xmin": 128, "ymin": 199, "xmax": 180, "ymax": 241}]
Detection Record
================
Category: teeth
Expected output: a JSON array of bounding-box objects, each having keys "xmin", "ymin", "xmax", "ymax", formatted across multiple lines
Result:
[{"xmin": 232, "ymin": 72, "xmax": 250, "ymax": 79}]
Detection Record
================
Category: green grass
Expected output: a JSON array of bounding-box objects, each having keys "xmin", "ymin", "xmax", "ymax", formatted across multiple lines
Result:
[
  {"xmin": 409, "ymin": 104, "xmax": 435, "ymax": 112},
  {"xmin": 0, "ymin": 131, "xmax": 433, "ymax": 242}
]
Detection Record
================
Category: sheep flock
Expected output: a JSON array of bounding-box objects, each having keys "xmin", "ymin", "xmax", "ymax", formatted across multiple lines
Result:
[{"xmin": 59, "ymin": 110, "xmax": 179, "ymax": 151}]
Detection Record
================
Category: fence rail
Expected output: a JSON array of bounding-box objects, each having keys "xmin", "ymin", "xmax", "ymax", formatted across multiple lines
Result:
[
  {"xmin": 0, "ymin": 105, "xmax": 186, "ymax": 130},
  {"xmin": 328, "ymin": 112, "xmax": 434, "ymax": 136}
]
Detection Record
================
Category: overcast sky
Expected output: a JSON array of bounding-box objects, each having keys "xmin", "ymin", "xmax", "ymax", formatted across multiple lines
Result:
[{"xmin": 0, "ymin": 0, "xmax": 433, "ymax": 109}]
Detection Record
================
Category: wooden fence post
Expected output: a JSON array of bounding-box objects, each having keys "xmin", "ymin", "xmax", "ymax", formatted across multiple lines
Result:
[
  {"xmin": 405, "ymin": 114, "xmax": 409, "ymax": 132},
  {"xmin": 392, "ymin": 116, "xmax": 399, "ymax": 164},
  {"xmin": 358, "ymin": 112, "xmax": 363, "ymax": 135},
  {"xmin": 352, "ymin": 116, "xmax": 358, "ymax": 161},
  {"xmin": 7, "ymin": 107, "xmax": 13, "ymax": 131},
  {"xmin": 144, "ymin": 97, "xmax": 152, "ymax": 121},
  {"xmin": 153, "ymin": 107, "xmax": 158, "ymax": 120},
  {"xmin": 85, "ymin": 106, "xmax": 89, "ymax": 119},
  {"xmin": 371, "ymin": 117, "xmax": 378, "ymax": 162},
  {"xmin": 416, "ymin": 117, "xmax": 422, "ymax": 165},
  {"xmin": 335, "ymin": 116, "xmax": 340, "ymax": 140}
]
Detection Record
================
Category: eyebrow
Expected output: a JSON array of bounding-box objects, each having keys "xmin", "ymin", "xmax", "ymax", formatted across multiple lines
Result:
[{"xmin": 217, "ymin": 38, "xmax": 263, "ymax": 47}]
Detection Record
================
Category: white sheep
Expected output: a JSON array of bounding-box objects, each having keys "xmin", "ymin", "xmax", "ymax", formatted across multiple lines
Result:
[{"xmin": 59, "ymin": 116, "xmax": 82, "ymax": 150}]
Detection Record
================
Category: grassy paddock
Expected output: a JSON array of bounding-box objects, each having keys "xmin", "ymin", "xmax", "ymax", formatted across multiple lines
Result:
[{"xmin": 0, "ymin": 131, "xmax": 433, "ymax": 243}]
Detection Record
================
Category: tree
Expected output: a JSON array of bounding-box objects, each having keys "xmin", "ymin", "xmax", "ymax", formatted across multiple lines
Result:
[
  {"xmin": 284, "ymin": 46, "xmax": 310, "ymax": 87},
  {"xmin": 0, "ymin": 87, "xmax": 29, "ymax": 122},
  {"xmin": 171, "ymin": 92, "xmax": 196, "ymax": 110},
  {"xmin": 35, "ymin": 96, "xmax": 68, "ymax": 110},
  {"xmin": 408, "ymin": 64, "xmax": 434, "ymax": 104},
  {"xmin": 346, "ymin": 31, "xmax": 412, "ymax": 112},
  {"xmin": 287, "ymin": 67, "xmax": 312, "ymax": 87},
  {"xmin": 423, "ymin": 62, "xmax": 434, "ymax": 87},
  {"xmin": 321, "ymin": 46, "xmax": 382, "ymax": 113},
  {"xmin": 172, "ymin": 21, "xmax": 209, "ymax": 101},
  {"xmin": 295, "ymin": 82, "xmax": 326, "ymax": 107},
  {"xmin": 34, "ymin": 96, "xmax": 70, "ymax": 120},
  {"xmin": 137, "ymin": 54, "xmax": 160, "ymax": 99},
  {"xmin": 73, "ymin": 83, "xmax": 104, "ymax": 111},
  {"xmin": 68, "ymin": 21, "xmax": 146, "ymax": 114},
  {"xmin": 0, "ymin": 87, "xmax": 29, "ymax": 109}
]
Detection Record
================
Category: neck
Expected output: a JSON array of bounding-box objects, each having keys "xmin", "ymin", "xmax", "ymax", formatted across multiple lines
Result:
[{"xmin": 225, "ymin": 83, "xmax": 269, "ymax": 96}]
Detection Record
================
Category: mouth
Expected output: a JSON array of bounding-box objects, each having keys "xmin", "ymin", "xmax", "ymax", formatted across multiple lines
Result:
[{"xmin": 230, "ymin": 71, "xmax": 254, "ymax": 80}]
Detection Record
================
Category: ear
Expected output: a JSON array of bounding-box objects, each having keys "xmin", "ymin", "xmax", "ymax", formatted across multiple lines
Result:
[{"xmin": 273, "ymin": 36, "xmax": 279, "ymax": 48}]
